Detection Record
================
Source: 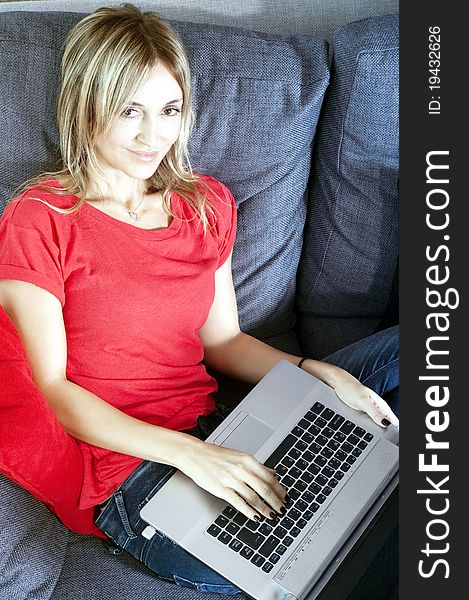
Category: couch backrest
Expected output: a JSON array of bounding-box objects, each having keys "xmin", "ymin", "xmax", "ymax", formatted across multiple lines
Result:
[{"xmin": 0, "ymin": 0, "xmax": 399, "ymax": 38}]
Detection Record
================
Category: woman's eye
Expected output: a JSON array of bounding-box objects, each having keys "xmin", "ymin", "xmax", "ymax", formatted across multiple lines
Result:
[
  {"xmin": 163, "ymin": 107, "xmax": 181, "ymax": 117},
  {"xmin": 121, "ymin": 106, "xmax": 140, "ymax": 119}
]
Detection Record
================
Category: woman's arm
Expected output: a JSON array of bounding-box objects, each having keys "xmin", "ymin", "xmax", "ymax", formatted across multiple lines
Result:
[
  {"xmin": 0, "ymin": 279, "xmax": 286, "ymax": 520},
  {"xmin": 200, "ymin": 254, "xmax": 399, "ymax": 427}
]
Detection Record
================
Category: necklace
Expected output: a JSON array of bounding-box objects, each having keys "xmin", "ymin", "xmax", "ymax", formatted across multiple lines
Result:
[{"xmin": 127, "ymin": 193, "xmax": 145, "ymax": 221}]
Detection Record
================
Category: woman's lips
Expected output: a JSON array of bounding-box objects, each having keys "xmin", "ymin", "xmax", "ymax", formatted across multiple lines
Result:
[{"xmin": 130, "ymin": 150, "xmax": 158, "ymax": 162}]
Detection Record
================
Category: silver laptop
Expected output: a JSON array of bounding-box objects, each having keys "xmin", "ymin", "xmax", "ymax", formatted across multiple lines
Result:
[{"xmin": 140, "ymin": 360, "xmax": 399, "ymax": 600}]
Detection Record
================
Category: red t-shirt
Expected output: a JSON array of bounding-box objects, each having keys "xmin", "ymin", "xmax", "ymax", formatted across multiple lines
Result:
[{"xmin": 0, "ymin": 175, "xmax": 237, "ymax": 509}]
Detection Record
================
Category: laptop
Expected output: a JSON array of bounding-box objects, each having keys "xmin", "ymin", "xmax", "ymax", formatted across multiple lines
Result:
[{"xmin": 140, "ymin": 360, "xmax": 399, "ymax": 600}]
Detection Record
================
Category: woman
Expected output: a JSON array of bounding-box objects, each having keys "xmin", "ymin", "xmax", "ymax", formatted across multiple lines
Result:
[{"xmin": 0, "ymin": 4, "xmax": 398, "ymax": 594}]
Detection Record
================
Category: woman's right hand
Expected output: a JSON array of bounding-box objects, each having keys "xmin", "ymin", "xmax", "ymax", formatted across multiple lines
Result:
[{"xmin": 176, "ymin": 438, "xmax": 288, "ymax": 521}]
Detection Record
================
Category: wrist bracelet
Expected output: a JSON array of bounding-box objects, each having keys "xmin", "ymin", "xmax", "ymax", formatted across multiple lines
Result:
[{"xmin": 297, "ymin": 357, "xmax": 310, "ymax": 370}]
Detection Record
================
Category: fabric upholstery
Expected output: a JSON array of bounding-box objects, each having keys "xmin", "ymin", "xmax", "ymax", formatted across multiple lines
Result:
[
  {"xmin": 297, "ymin": 14, "xmax": 399, "ymax": 358},
  {"xmin": 0, "ymin": 11, "xmax": 329, "ymax": 352},
  {"xmin": 0, "ymin": 0, "xmax": 400, "ymax": 39},
  {"xmin": 0, "ymin": 475, "xmax": 69, "ymax": 600}
]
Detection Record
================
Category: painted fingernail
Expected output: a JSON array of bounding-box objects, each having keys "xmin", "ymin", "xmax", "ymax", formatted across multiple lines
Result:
[
  {"xmin": 381, "ymin": 418, "xmax": 391, "ymax": 427},
  {"xmin": 270, "ymin": 511, "xmax": 277, "ymax": 519},
  {"xmin": 279, "ymin": 506, "xmax": 287, "ymax": 515},
  {"xmin": 253, "ymin": 514, "xmax": 260, "ymax": 521}
]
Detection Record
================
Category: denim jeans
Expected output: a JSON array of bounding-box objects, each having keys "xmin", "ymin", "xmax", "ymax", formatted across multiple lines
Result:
[{"xmin": 95, "ymin": 325, "xmax": 399, "ymax": 594}]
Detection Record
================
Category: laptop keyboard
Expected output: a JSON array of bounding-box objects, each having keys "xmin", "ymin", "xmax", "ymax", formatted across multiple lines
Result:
[{"xmin": 205, "ymin": 401, "xmax": 374, "ymax": 573}]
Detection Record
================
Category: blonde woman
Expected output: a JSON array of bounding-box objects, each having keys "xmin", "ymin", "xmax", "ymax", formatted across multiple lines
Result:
[{"xmin": 0, "ymin": 4, "xmax": 398, "ymax": 594}]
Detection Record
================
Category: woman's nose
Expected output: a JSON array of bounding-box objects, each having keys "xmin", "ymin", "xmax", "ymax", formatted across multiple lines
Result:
[{"xmin": 137, "ymin": 116, "xmax": 162, "ymax": 147}]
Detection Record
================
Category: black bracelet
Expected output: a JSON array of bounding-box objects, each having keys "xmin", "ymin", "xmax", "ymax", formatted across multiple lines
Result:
[{"xmin": 297, "ymin": 357, "xmax": 310, "ymax": 370}]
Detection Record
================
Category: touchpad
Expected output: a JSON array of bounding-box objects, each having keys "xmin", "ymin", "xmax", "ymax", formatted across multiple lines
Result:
[{"xmin": 216, "ymin": 413, "xmax": 274, "ymax": 455}]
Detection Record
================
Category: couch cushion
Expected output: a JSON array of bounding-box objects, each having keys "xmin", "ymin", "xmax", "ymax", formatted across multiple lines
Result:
[
  {"xmin": 50, "ymin": 532, "xmax": 249, "ymax": 600},
  {"xmin": 0, "ymin": 10, "xmax": 329, "ymax": 353},
  {"xmin": 296, "ymin": 13, "xmax": 399, "ymax": 358},
  {"xmin": 0, "ymin": 474, "xmax": 69, "ymax": 600}
]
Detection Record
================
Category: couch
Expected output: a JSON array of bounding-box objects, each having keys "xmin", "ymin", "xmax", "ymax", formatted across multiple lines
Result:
[{"xmin": 0, "ymin": 1, "xmax": 399, "ymax": 598}]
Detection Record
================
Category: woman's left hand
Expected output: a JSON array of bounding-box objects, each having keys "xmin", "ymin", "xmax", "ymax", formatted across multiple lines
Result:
[
  {"xmin": 301, "ymin": 361, "xmax": 399, "ymax": 428},
  {"xmin": 332, "ymin": 373, "xmax": 399, "ymax": 428}
]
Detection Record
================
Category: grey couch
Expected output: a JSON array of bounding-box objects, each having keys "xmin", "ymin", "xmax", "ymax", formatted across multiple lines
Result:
[{"xmin": 0, "ymin": 1, "xmax": 399, "ymax": 598}]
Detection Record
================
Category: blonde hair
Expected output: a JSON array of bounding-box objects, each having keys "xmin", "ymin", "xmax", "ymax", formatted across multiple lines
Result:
[{"xmin": 18, "ymin": 3, "xmax": 214, "ymax": 228}]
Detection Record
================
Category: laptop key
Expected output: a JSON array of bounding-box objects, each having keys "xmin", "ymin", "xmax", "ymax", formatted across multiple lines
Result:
[
  {"xmin": 315, "ymin": 417, "xmax": 327, "ymax": 429},
  {"xmin": 282, "ymin": 517, "xmax": 295, "ymax": 530},
  {"xmin": 292, "ymin": 426, "xmax": 304, "ymax": 438},
  {"xmin": 314, "ymin": 455, "xmax": 327, "ymax": 467},
  {"xmin": 251, "ymin": 554, "xmax": 265, "ymax": 567},
  {"xmin": 315, "ymin": 474, "xmax": 328, "ymax": 487},
  {"xmin": 322, "ymin": 427, "xmax": 334, "ymax": 439},
  {"xmin": 264, "ymin": 434, "xmax": 297, "ymax": 469},
  {"xmin": 226, "ymin": 522, "xmax": 240, "ymax": 535},
  {"xmin": 342, "ymin": 442, "xmax": 354, "ymax": 454},
  {"xmin": 273, "ymin": 526, "xmax": 288, "ymax": 539},
  {"xmin": 259, "ymin": 535, "xmax": 280, "ymax": 558},
  {"xmin": 229, "ymin": 539, "xmax": 243, "ymax": 552},
  {"xmin": 240, "ymin": 546, "xmax": 254, "ymax": 559},
  {"xmin": 341, "ymin": 463, "xmax": 351, "ymax": 472},
  {"xmin": 233, "ymin": 513, "xmax": 248, "ymax": 526},
  {"xmin": 259, "ymin": 523, "xmax": 273, "ymax": 536},
  {"xmin": 358, "ymin": 440, "xmax": 368, "ymax": 451},
  {"xmin": 288, "ymin": 489, "xmax": 300, "ymax": 502},
  {"xmin": 262, "ymin": 562, "xmax": 274, "ymax": 573},
  {"xmin": 277, "ymin": 544, "xmax": 287, "ymax": 555},
  {"xmin": 352, "ymin": 448, "xmax": 362, "ymax": 458},
  {"xmin": 238, "ymin": 528, "xmax": 265, "ymax": 550},
  {"xmin": 270, "ymin": 553, "xmax": 281, "ymax": 564},
  {"xmin": 308, "ymin": 424, "xmax": 321, "ymax": 437},
  {"xmin": 207, "ymin": 524, "xmax": 221, "ymax": 537},
  {"xmin": 294, "ymin": 480, "xmax": 307, "ymax": 492},
  {"xmin": 246, "ymin": 519, "xmax": 260, "ymax": 531},
  {"xmin": 290, "ymin": 447, "xmax": 302, "ymax": 459},
  {"xmin": 288, "ymin": 508, "xmax": 302, "ymax": 521},
  {"xmin": 353, "ymin": 426, "xmax": 366, "ymax": 438},
  {"xmin": 311, "ymin": 402, "xmax": 325, "ymax": 414},
  {"xmin": 301, "ymin": 471, "xmax": 314, "ymax": 484},
  {"xmin": 307, "ymin": 463, "xmax": 320, "ymax": 476},
  {"xmin": 320, "ymin": 447, "xmax": 333, "ymax": 459},
  {"xmin": 290, "ymin": 527, "xmax": 301, "ymax": 537},
  {"xmin": 303, "ymin": 509, "xmax": 314, "ymax": 519},
  {"xmin": 215, "ymin": 516, "xmax": 229, "ymax": 528},
  {"xmin": 348, "ymin": 434, "xmax": 360, "ymax": 446},
  {"xmin": 364, "ymin": 432, "xmax": 374, "ymax": 442},
  {"xmin": 283, "ymin": 536, "xmax": 294, "ymax": 546},
  {"xmin": 218, "ymin": 532, "xmax": 232, "ymax": 545},
  {"xmin": 297, "ymin": 518, "xmax": 308, "ymax": 529},
  {"xmin": 323, "ymin": 486, "xmax": 333, "ymax": 496},
  {"xmin": 329, "ymin": 478, "xmax": 339, "ymax": 488},
  {"xmin": 222, "ymin": 506, "xmax": 237, "ymax": 519},
  {"xmin": 335, "ymin": 470, "xmax": 345, "ymax": 480},
  {"xmin": 298, "ymin": 418, "xmax": 310, "ymax": 430},
  {"xmin": 321, "ymin": 408, "xmax": 335, "ymax": 421},
  {"xmin": 333, "ymin": 431, "xmax": 346, "ymax": 443},
  {"xmin": 302, "ymin": 432, "xmax": 314, "ymax": 445},
  {"xmin": 340, "ymin": 420, "xmax": 355, "ymax": 435},
  {"xmin": 329, "ymin": 414, "xmax": 345, "ymax": 430},
  {"xmin": 316, "ymin": 435, "xmax": 328, "ymax": 446},
  {"xmin": 282, "ymin": 475, "xmax": 295, "ymax": 488},
  {"xmin": 310, "ymin": 502, "xmax": 320, "ymax": 513},
  {"xmin": 316, "ymin": 494, "xmax": 326, "ymax": 504},
  {"xmin": 296, "ymin": 499, "xmax": 308, "ymax": 512},
  {"xmin": 322, "ymin": 466, "xmax": 335, "ymax": 479}
]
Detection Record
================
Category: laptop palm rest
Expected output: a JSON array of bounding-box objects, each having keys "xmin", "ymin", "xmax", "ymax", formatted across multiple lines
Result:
[{"xmin": 212, "ymin": 411, "xmax": 275, "ymax": 454}]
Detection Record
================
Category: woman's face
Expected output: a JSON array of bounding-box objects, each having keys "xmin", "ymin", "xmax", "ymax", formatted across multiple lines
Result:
[{"xmin": 94, "ymin": 61, "xmax": 183, "ymax": 185}]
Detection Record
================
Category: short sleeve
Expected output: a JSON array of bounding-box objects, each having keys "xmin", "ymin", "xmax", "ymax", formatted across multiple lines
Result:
[
  {"xmin": 0, "ymin": 199, "xmax": 66, "ymax": 305},
  {"xmin": 202, "ymin": 176, "xmax": 237, "ymax": 268}
]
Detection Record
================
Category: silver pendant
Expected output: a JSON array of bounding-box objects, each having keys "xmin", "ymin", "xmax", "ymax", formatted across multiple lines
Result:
[{"xmin": 128, "ymin": 211, "xmax": 138, "ymax": 221}]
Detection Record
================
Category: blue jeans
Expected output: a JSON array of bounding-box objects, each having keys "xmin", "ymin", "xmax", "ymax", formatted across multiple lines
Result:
[{"xmin": 95, "ymin": 325, "xmax": 399, "ymax": 594}]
